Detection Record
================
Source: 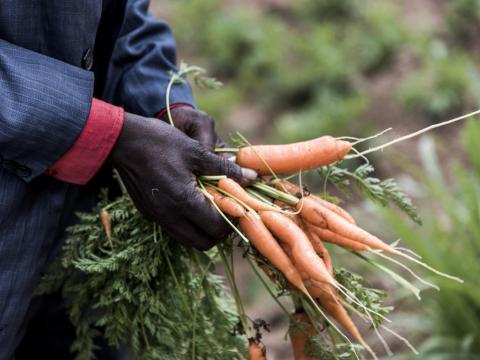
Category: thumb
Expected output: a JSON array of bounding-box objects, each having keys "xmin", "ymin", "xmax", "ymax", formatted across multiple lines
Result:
[{"xmin": 197, "ymin": 151, "xmax": 257, "ymax": 185}]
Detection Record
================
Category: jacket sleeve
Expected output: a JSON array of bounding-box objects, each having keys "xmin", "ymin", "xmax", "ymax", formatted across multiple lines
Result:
[
  {"xmin": 102, "ymin": 0, "xmax": 196, "ymax": 116},
  {"xmin": 0, "ymin": 39, "xmax": 94, "ymax": 181}
]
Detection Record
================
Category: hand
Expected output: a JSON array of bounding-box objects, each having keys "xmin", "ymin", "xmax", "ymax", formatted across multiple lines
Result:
[
  {"xmin": 111, "ymin": 112, "xmax": 257, "ymax": 250},
  {"xmin": 162, "ymin": 107, "xmax": 221, "ymax": 151}
]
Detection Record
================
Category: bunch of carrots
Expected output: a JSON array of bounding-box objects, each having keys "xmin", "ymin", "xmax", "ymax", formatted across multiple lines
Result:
[
  {"xmin": 94, "ymin": 66, "xmax": 476, "ymax": 359},
  {"xmin": 195, "ymin": 135, "xmax": 463, "ymax": 360}
]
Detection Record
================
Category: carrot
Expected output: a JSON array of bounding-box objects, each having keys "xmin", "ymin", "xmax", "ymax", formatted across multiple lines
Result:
[
  {"xmin": 309, "ymin": 225, "xmax": 370, "ymax": 252},
  {"xmin": 218, "ymin": 178, "xmax": 277, "ymax": 211},
  {"xmin": 314, "ymin": 197, "xmax": 356, "ymax": 225},
  {"xmin": 237, "ymin": 136, "xmax": 351, "ymax": 175},
  {"xmin": 288, "ymin": 213, "xmax": 333, "ymax": 275},
  {"xmin": 321, "ymin": 296, "xmax": 372, "ymax": 354},
  {"xmin": 303, "ymin": 225, "xmax": 333, "ymax": 275},
  {"xmin": 296, "ymin": 197, "xmax": 327, "ymax": 228},
  {"xmin": 206, "ymin": 186, "xmax": 246, "ymax": 217},
  {"xmin": 248, "ymin": 339, "xmax": 267, "ymax": 360},
  {"xmin": 277, "ymin": 239, "xmax": 313, "ymax": 285},
  {"xmin": 299, "ymin": 198, "xmax": 394, "ymax": 253},
  {"xmin": 280, "ymin": 242, "xmax": 310, "ymax": 281},
  {"xmin": 276, "ymin": 180, "xmax": 355, "ymax": 224},
  {"xmin": 308, "ymin": 281, "xmax": 374, "ymax": 357},
  {"xmin": 260, "ymin": 211, "xmax": 336, "ymax": 287},
  {"xmin": 100, "ymin": 210, "xmax": 112, "ymax": 243},
  {"xmin": 289, "ymin": 312, "xmax": 316, "ymax": 360},
  {"xmin": 239, "ymin": 211, "xmax": 308, "ymax": 294}
]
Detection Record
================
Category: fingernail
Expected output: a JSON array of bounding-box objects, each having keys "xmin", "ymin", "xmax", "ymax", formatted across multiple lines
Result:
[{"xmin": 241, "ymin": 168, "xmax": 258, "ymax": 180}]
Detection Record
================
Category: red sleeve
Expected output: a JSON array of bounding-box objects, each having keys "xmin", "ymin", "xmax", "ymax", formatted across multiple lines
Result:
[
  {"xmin": 155, "ymin": 103, "xmax": 194, "ymax": 120},
  {"xmin": 46, "ymin": 98, "xmax": 124, "ymax": 185}
]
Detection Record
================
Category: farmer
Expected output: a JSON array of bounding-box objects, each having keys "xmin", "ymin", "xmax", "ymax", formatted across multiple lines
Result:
[{"xmin": 0, "ymin": 0, "xmax": 256, "ymax": 358}]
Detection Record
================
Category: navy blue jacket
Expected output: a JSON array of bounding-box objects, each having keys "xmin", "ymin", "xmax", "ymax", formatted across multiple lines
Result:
[{"xmin": 0, "ymin": 1, "xmax": 194, "ymax": 357}]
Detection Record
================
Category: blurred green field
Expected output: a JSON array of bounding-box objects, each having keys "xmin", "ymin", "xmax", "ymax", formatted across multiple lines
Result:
[{"xmin": 151, "ymin": 0, "xmax": 480, "ymax": 358}]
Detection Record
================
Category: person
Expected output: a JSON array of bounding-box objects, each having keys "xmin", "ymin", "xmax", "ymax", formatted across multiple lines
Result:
[{"xmin": 0, "ymin": 0, "xmax": 257, "ymax": 358}]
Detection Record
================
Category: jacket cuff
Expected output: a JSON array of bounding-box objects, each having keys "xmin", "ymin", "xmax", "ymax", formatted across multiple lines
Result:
[
  {"xmin": 155, "ymin": 103, "xmax": 194, "ymax": 120},
  {"xmin": 46, "ymin": 99, "xmax": 124, "ymax": 185}
]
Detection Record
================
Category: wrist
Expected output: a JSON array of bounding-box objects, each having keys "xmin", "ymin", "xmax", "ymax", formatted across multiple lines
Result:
[
  {"xmin": 46, "ymin": 99, "xmax": 124, "ymax": 185},
  {"xmin": 156, "ymin": 103, "xmax": 194, "ymax": 122}
]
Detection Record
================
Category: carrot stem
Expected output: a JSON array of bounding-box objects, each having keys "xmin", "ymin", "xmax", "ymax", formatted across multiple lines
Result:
[
  {"xmin": 246, "ymin": 256, "xmax": 292, "ymax": 318},
  {"xmin": 113, "ymin": 169, "xmax": 128, "ymax": 195},
  {"xmin": 245, "ymin": 188, "xmax": 275, "ymax": 206},
  {"xmin": 251, "ymin": 183, "xmax": 299, "ymax": 205},
  {"xmin": 198, "ymin": 180, "xmax": 251, "ymax": 336},
  {"xmin": 198, "ymin": 181, "xmax": 251, "ymax": 243},
  {"xmin": 165, "ymin": 252, "xmax": 193, "ymax": 317},
  {"xmin": 191, "ymin": 252, "xmax": 217, "ymax": 360},
  {"xmin": 214, "ymin": 148, "xmax": 240, "ymax": 153},
  {"xmin": 199, "ymin": 175, "xmax": 227, "ymax": 181},
  {"xmin": 218, "ymin": 247, "xmax": 251, "ymax": 338},
  {"xmin": 206, "ymin": 183, "xmax": 261, "ymax": 215}
]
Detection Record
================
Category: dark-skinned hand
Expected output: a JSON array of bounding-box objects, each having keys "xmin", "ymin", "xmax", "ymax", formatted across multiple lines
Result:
[
  {"xmin": 161, "ymin": 107, "xmax": 232, "ymax": 152},
  {"xmin": 111, "ymin": 112, "xmax": 257, "ymax": 250}
]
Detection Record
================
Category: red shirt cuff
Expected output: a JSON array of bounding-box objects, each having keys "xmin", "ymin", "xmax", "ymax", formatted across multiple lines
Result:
[
  {"xmin": 156, "ymin": 103, "xmax": 194, "ymax": 120},
  {"xmin": 46, "ymin": 98, "xmax": 124, "ymax": 185}
]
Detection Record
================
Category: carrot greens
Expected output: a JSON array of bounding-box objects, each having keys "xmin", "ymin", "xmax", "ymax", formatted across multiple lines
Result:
[{"xmin": 36, "ymin": 194, "xmax": 246, "ymax": 360}]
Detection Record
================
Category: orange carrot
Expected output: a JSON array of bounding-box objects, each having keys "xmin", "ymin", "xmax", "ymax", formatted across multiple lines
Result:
[
  {"xmin": 296, "ymin": 196, "xmax": 328, "ymax": 228},
  {"xmin": 206, "ymin": 186, "xmax": 246, "ymax": 217},
  {"xmin": 321, "ymin": 297, "xmax": 368, "ymax": 347},
  {"xmin": 260, "ymin": 211, "xmax": 336, "ymax": 287},
  {"xmin": 290, "ymin": 312, "xmax": 316, "ymax": 360},
  {"xmin": 309, "ymin": 225, "xmax": 370, "ymax": 252},
  {"xmin": 299, "ymin": 198, "xmax": 393, "ymax": 253},
  {"xmin": 277, "ymin": 237, "xmax": 317, "ymax": 289},
  {"xmin": 288, "ymin": 213, "xmax": 333, "ymax": 274},
  {"xmin": 308, "ymin": 281, "xmax": 373, "ymax": 356},
  {"xmin": 239, "ymin": 211, "xmax": 308, "ymax": 294},
  {"xmin": 248, "ymin": 339, "xmax": 267, "ymax": 360},
  {"xmin": 276, "ymin": 180, "xmax": 355, "ymax": 224},
  {"xmin": 314, "ymin": 197, "xmax": 356, "ymax": 225},
  {"xmin": 100, "ymin": 210, "xmax": 112, "ymax": 243},
  {"xmin": 218, "ymin": 178, "xmax": 277, "ymax": 211},
  {"xmin": 280, "ymin": 242, "xmax": 310, "ymax": 281},
  {"xmin": 303, "ymin": 225, "xmax": 333, "ymax": 275},
  {"xmin": 237, "ymin": 136, "xmax": 351, "ymax": 175}
]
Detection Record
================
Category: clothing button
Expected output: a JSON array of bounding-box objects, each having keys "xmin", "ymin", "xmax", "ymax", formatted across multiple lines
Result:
[
  {"xmin": 15, "ymin": 166, "xmax": 31, "ymax": 178},
  {"xmin": 2, "ymin": 160, "xmax": 17, "ymax": 172},
  {"xmin": 82, "ymin": 48, "xmax": 94, "ymax": 70}
]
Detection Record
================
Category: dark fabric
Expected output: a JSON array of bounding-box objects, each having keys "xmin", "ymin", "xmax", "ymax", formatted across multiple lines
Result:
[
  {"xmin": 0, "ymin": 1, "xmax": 195, "ymax": 358},
  {"xmin": 102, "ymin": 0, "xmax": 196, "ymax": 115}
]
